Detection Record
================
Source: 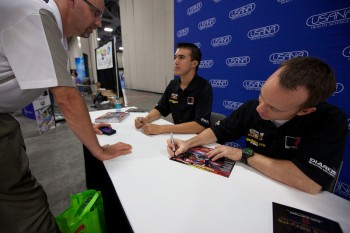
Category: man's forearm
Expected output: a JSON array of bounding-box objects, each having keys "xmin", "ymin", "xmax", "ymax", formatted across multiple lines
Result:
[
  {"xmin": 161, "ymin": 121, "xmax": 205, "ymax": 134},
  {"xmin": 248, "ymin": 154, "xmax": 322, "ymax": 194},
  {"xmin": 144, "ymin": 109, "xmax": 161, "ymax": 122},
  {"xmin": 186, "ymin": 128, "xmax": 217, "ymax": 148},
  {"xmin": 50, "ymin": 87, "xmax": 103, "ymax": 158}
]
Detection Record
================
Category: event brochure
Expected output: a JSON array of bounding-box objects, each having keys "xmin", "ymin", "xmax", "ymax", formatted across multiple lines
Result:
[
  {"xmin": 170, "ymin": 146, "xmax": 235, "ymax": 178},
  {"xmin": 273, "ymin": 202, "xmax": 343, "ymax": 233},
  {"xmin": 94, "ymin": 111, "xmax": 130, "ymax": 123}
]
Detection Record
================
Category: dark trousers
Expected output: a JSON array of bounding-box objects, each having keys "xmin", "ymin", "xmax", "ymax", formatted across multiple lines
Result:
[
  {"xmin": 0, "ymin": 113, "xmax": 59, "ymax": 233},
  {"xmin": 83, "ymin": 146, "xmax": 133, "ymax": 233}
]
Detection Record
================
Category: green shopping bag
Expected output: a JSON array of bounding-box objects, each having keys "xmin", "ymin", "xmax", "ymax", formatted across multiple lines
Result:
[{"xmin": 55, "ymin": 189, "xmax": 106, "ymax": 233}]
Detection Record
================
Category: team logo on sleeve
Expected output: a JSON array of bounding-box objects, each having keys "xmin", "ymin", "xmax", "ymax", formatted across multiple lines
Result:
[
  {"xmin": 200, "ymin": 118, "xmax": 209, "ymax": 125},
  {"xmin": 285, "ymin": 136, "xmax": 301, "ymax": 149},
  {"xmin": 309, "ymin": 158, "xmax": 337, "ymax": 177}
]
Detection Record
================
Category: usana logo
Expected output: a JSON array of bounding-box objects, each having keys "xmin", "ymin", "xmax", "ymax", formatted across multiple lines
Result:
[
  {"xmin": 176, "ymin": 27, "xmax": 189, "ymax": 38},
  {"xmin": 210, "ymin": 79, "xmax": 229, "ymax": 88},
  {"xmin": 213, "ymin": 0, "xmax": 222, "ymax": 3},
  {"xmin": 211, "ymin": 35, "xmax": 232, "ymax": 47},
  {"xmin": 176, "ymin": 0, "xmax": 184, "ymax": 3},
  {"xmin": 277, "ymin": 0, "xmax": 292, "ymax": 4},
  {"xmin": 199, "ymin": 60, "xmax": 214, "ymax": 69},
  {"xmin": 343, "ymin": 46, "xmax": 350, "ymax": 59},
  {"xmin": 334, "ymin": 83, "xmax": 344, "ymax": 95},
  {"xmin": 229, "ymin": 3, "xmax": 256, "ymax": 20},
  {"xmin": 269, "ymin": 50, "xmax": 309, "ymax": 64},
  {"xmin": 335, "ymin": 182, "xmax": 350, "ymax": 199},
  {"xmin": 198, "ymin": 17, "xmax": 216, "ymax": 30},
  {"xmin": 187, "ymin": 2, "xmax": 202, "ymax": 16},
  {"xmin": 194, "ymin": 42, "xmax": 201, "ymax": 48},
  {"xmin": 306, "ymin": 7, "xmax": 350, "ymax": 29},
  {"xmin": 225, "ymin": 142, "xmax": 242, "ymax": 148},
  {"xmin": 223, "ymin": 100, "xmax": 243, "ymax": 110},
  {"xmin": 247, "ymin": 24, "xmax": 280, "ymax": 40},
  {"xmin": 226, "ymin": 56, "xmax": 250, "ymax": 67},
  {"xmin": 243, "ymin": 80, "xmax": 265, "ymax": 91}
]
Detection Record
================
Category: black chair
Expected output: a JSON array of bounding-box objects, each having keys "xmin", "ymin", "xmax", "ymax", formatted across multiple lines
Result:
[{"xmin": 210, "ymin": 112, "xmax": 226, "ymax": 128}]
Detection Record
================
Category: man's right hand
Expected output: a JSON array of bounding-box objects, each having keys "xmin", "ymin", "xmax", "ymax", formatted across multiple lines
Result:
[
  {"xmin": 95, "ymin": 142, "xmax": 133, "ymax": 161},
  {"xmin": 93, "ymin": 123, "xmax": 112, "ymax": 135},
  {"xmin": 166, "ymin": 138, "xmax": 188, "ymax": 157}
]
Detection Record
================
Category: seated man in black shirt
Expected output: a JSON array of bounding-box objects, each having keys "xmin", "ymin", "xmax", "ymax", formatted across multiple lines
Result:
[
  {"xmin": 135, "ymin": 43, "xmax": 213, "ymax": 135},
  {"xmin": 168, "ymin": 57, "xmax": 348, "ymax": 194}
]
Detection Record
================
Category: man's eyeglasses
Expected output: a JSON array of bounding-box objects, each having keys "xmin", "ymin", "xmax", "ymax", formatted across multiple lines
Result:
[{"xmin": 82, "ymin": 0, "xmax": 103, "ymax": 19}]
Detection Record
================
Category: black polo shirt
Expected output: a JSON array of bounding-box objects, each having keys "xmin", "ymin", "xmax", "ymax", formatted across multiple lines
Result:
[
  {"xmin": 155, "ymin": 74, "xmax": 212, "ymax": 128},
  {"xmin": 212, "ymin": 100, "xmax": 348, "ymax": 190}
]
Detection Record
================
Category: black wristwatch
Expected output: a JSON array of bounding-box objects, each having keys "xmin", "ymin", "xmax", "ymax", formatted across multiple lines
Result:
[{"xmin": 241, "ymin": 147, "xmax": 254, "ymax": 165}]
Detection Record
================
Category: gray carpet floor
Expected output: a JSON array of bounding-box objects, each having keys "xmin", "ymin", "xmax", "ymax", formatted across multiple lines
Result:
[{"xmin": 12, "ymin": 89, "xmax": 162, "ymax": 216}]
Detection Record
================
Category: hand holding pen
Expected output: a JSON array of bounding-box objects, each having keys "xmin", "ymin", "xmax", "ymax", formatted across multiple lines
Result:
[
  {"xmin": 166, "ymin": 133, "xmax": 176, "ymax": 157},
  {"xmin": 166, "ymin": 134, "xmax": 187, "ymax": 157}
]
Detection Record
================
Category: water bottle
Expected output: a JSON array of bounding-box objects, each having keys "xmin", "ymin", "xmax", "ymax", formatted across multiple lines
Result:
[{"xmin": 115, "ymin": 97, "xmax": 122, "ymax": 111}]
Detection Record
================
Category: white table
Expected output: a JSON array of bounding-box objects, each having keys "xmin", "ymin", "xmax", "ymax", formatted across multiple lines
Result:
[{"xmin": 90, "ymin": 109, "xmax": 350, "ymax": 233}]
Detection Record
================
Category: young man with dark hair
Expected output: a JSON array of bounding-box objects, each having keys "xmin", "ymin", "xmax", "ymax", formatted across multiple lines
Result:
[
  {"xmin": 135, "ymin": 42, "xmax": 213, "ymax": 135},
  {"xmin": 168, "ymin": 57, "xmax": 348, "ymax": 194}
]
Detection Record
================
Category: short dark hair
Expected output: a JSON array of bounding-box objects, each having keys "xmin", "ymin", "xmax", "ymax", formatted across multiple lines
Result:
[
  {"xmin": 279, "ymin": 57, "xmax": 336, "ymax": 109},
  {"xmin": 176, "ymin": 42, "xmax": 202, "ymax": 72}
]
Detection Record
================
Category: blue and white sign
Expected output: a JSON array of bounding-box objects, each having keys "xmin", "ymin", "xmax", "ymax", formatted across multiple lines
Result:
[{"xmin": 175, "ymin": 0, "xmax": 350, "ymax": 200}]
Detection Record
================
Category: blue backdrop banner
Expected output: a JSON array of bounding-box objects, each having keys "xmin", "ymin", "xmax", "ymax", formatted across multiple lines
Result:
[{"xmin": 174, "ymin": 0, "xmax": 350, "ymax": 200}]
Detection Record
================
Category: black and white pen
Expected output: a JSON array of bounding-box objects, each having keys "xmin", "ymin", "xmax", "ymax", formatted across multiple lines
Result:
[{"xmin": 170, "ymin": 132, "xmax": 175, "ymax": 153}]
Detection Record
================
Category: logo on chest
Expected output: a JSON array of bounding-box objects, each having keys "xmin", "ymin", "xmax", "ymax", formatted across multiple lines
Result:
[
  {"xmin": 248, "ymin": 129, "xmax": 264, "ymax": 140},
  {"xmin": 246, "ymin": 129, "xmax": 266, "ymax": 147},
  {"xmin": 285, "ymin": 136, "xmax": 301, "ymax": 149},
  {"xmin": 169, "ymin": 93, "xmax": 179, "ymax": 104},
  {"xmin": 187, "ymin": 97, "xmax": 195, "ymax": 105}
]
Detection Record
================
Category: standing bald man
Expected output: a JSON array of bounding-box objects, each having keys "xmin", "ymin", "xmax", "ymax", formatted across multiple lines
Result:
[{"xmin": 0, "ymin": 0, "xmax": 132, "ymax": 232}]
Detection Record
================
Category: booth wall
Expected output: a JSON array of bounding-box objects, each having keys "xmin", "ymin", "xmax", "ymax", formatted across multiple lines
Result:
[
  {"xmin": 174, "ymin": 0, "xmax": 350, "ymax": 200},
  {"xmin": 68, "ymin": 30, "xmax": 99, "ymax": 83},
  {"xmin": 119, "ymin": 0, "xmax": 174, "ymax": 93}
]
